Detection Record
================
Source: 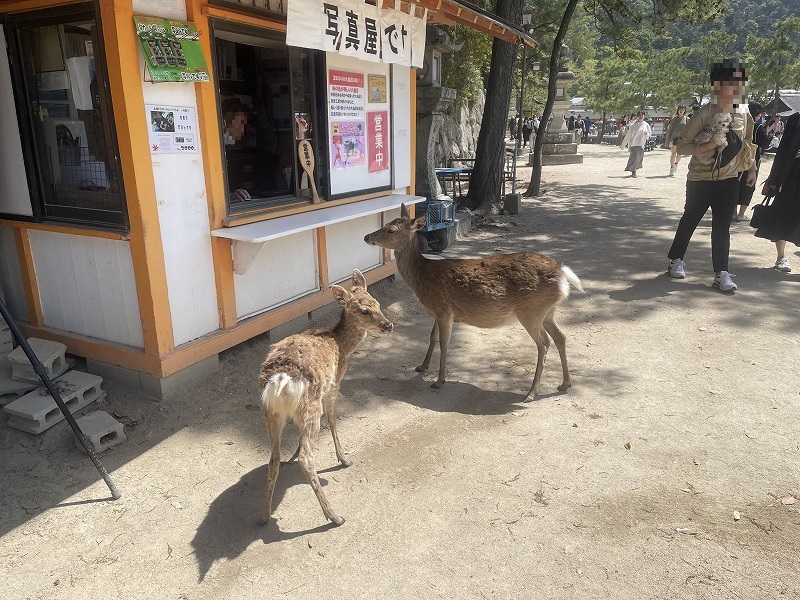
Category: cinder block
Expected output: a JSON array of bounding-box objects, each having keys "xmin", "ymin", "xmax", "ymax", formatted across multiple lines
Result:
[
  {"xmin": 4, "ymin": 370, "xmax": 104, "ymax": 434},
  {"xmin": 8, "ymin": 338, "xmax": 68, "ymax": 383},
  {"xmin": 0, "ymin": 323, "xmax": 12, "ymax": 355},
  {"xmin": 73, "ymin": 411, "xmax": 126, "ymax": 453},
  {"xmin": 0, "ymin": 354, "xmax": 38, "ymax": 406}
]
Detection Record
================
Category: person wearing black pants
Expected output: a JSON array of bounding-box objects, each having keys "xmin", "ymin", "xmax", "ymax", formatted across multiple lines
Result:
[{"xmin": 666, "ymin": 59, "xmax": 757, "ymax": 292}]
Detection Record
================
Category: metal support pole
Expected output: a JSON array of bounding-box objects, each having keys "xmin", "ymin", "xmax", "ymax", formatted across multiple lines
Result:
[
  {"xmin": 512, "ymin": 42, "xmax": 527, "ymax": 195},
  {"xmin": 0, "ymin": 299, "xmax": 121, "ymax": 500}
]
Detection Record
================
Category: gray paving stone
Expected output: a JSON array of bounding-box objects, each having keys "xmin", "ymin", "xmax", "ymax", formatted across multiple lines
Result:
[
  {"xmin": 8, "ymin": 338, "xmax": 68, "ymax": 383},
  {"xmin": 73, "ymin": 411, "xmax": 126, "ymax": 453},
  {"xmin": 4, "ymin": 370, "xmax": 104, "ymax": 434}
]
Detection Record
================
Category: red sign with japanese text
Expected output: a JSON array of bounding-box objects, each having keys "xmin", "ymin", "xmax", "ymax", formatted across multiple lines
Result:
[{"xmin": 368, "ymin": 110, "xmax": 389, "ymax": 173}]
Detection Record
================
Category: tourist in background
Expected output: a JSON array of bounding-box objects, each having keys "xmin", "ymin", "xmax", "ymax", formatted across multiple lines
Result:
[
  {"xmin": 666, "ymin": 59, "xmax": 757, "ymax": 293},
  {"xmin": 665, "ymin": 105, "xmax": 689, "ymax": 176},
  {"xmin": 620, "ymin": 111, "xmax": 651, "ymax": 178},
  {"xmin": 752, "ymin": 111, "xmax": 800, "ymax": 272}
]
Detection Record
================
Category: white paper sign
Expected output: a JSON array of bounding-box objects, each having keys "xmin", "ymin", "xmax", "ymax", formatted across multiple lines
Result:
[
  {"xmin": 146, "ymin": 104, "xmax": 198, "ymax": 154},
  {"xmin": 286, "ymin": 0, "xmax": 425, "ymax": 66}
]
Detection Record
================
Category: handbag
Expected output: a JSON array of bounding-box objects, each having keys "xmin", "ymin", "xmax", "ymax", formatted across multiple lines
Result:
[{"xmin": 750, "ymin": 195, "xmax": 775, "ymax": 229}]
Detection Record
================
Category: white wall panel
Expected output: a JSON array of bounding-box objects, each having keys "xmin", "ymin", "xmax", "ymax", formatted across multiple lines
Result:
[
  {"xmin": 132, "ymin": 0, "xmax": 187, "ymax": 19},
  {"xmin": 0, "ymin": 26, "xmax": 34, "ymax": 217},
  {"xmin": 28, "ymin": 230, "xmax": 143, "ymax": 347},
  {"xmin": 391, "ymin": 65, "xmax": 411, "ymax": 190},
  {"xmin": 326, "ymin": 214, "xmax": 383, "ymax": 284},
  {"xmin": 142, "ymin": 81, "xmax": 219, "ymax": 346},
  {"xmin": 234, "ymin": 231, "xmax": 318, "ymax": 320},
  {"xmin": 0, "ymin": 227, "xmax": 30, "ymax": 322}
]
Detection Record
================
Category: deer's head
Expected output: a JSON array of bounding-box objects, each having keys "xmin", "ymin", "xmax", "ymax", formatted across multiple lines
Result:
[
  {"xmin": 363, "ymin": 203, "xmax": 427, "ymax": 250},
  {"xmin": 331, "ymin": 269, "xmax": 394, "ymax": 333}
]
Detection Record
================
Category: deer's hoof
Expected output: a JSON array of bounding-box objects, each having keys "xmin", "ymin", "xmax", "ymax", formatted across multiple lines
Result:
[
  {"xmin": 330, "ymin": 515, "xmax": 346, "ymax": 526},
  {"xmin": 522, "ymin": 394, "xmax": 536, "ymax": 403},
  {"xmin": 257, "ymin": 516, "xmax": 270, "ymax": 526},
  {"xmin": 340, "ymin": 458, "xmax": 353, "ymax": 467},
  {"xmin": 430, "ymin": 381, "xmax": 444, "ymax": 389},
  {"xmin": 557, "ymin": 382, "xmax": 572, "ymax": 392},
  {"xmin": 415, "ymin": 365, "xmax": 428, "ymax": 373}
]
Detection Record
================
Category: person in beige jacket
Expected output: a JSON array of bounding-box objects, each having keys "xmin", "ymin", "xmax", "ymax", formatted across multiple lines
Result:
[{"xmin": 666, "ymin": 59, "xmax": 757, "ymax": 292}]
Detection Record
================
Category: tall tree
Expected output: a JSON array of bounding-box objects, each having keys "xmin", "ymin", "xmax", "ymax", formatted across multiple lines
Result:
[{"xmin": 463, "ymin": 0, "xmax": 522, "ymax": 214}]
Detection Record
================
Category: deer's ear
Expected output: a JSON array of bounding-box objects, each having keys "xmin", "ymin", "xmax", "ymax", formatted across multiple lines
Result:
[
  {"xmin": 400, "ymin": 203, "xmax": 410, "ymax": 219},
  {"xmin": 330, "ymin": 284, "xmax": 350, "ymax": 305},
  {"xmin": 351, "ymin": 269, "xmax": 367, "ymax": 289},
  {"xmin": 411, "ymin": 213, "xmax": 428, "ymax": 231}
]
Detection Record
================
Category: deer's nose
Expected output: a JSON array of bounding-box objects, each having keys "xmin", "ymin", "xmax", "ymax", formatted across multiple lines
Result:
[{"xmin": 382, "ymin": 321, "xmax": 394, "ymax": 333}]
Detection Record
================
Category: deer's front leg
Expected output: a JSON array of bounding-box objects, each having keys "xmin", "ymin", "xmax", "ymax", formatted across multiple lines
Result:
[
  {"xmin": 416, "ymin": 321, "xmax": 439, "ymax": 372},
  {"xmin": 432, "ymin": 316, "xmax": 453, "ymax": 389},
  {"xmin": 323, "ymin": 388, "xmax": 351, "ymax": 467}
]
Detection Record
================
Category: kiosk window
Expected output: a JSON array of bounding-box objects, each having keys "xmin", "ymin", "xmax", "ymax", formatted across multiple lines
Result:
[
  {"xmin": 212, "ymin": 22, "xmax": 324, "ymax": 214},
  {"xmin": 6, "ymin": 3, "xmax": 127, "ymax": 229}
]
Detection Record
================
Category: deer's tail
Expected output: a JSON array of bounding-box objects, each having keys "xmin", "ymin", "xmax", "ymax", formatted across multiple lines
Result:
[
  {"xmin": 260, "ymin": 373, "xmax": 306, "ymax": 415},
  {"xmin": 560, "ymin": 265, "xmax": 585, "ymax": 297}
]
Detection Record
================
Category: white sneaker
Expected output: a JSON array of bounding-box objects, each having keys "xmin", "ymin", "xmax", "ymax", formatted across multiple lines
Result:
[
  {"xmin": 775, "ymin": 257, "xmax": 792, "ymax": 272},
  {"xmin": 713, "ymin": 271, "xmax": 737, "ymax": 292},
  {"xmin": 668, "ymin": 258, "xmax": 686, "ymax": 278},
  {"xmin": 669, "ymin": 165, "xmax": 676, "ymax": 177}
]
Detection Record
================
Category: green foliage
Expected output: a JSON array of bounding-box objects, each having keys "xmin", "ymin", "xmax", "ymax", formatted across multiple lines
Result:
[{"xmin": 441, "ymin": 25, "xmax": 494, "ymax": 104}]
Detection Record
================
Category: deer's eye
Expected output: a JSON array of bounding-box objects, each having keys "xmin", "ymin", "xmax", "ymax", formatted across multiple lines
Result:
[{"xmin": 361, "ymin": 308, "xmax": 370, "ymax": 315}]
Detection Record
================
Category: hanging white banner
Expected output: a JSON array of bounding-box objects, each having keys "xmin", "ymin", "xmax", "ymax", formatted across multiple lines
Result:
[{"xmin": 286, "ymin": 0, "xmax": 426, "ymax": 65}]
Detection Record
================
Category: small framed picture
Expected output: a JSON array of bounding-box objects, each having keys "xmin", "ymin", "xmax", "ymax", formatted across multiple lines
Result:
[{"xmin": 84, "ymin": 40, "xmax": 94, "ymax": 57}]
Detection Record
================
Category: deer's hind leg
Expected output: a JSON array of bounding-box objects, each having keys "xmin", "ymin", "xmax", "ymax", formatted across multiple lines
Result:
[
  {"xmin": 260, "ymin": 410, "xmax": 286, "ymax": 525},
  {"xmin": 323, "ymin": 388, "xmax": 351, "ymax": 467},
  {"xmin": 516, "ymin": 311, "xmax": 549, "ymax": 402},
  {"xmin": 432, "ymin": 315, "xmax": 453, "ymax": 389},
  {"xmin": 298, "ymin": 413, "xmax": 345, "ymax": 526},
  {"xmin": 416, "ymin": 321, "xmax": 439, "ymax": 373},
  {"xmin": 543, "ymin": 308, "xmax": 571, "ymax": 392}
]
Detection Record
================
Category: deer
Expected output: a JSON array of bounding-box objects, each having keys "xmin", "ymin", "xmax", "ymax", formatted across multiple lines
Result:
[
  {"xmin": 364, "ymin": 204, "xmax": 583, "ymax": 402},
  {"xmin": 256, "ymin": 269, "xmax": 393, "ymax": 527}
]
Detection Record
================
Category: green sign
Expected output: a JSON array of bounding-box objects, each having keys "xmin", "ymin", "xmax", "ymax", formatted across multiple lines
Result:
[{"xmin": 134, "ymin": 16, "xmax": 210, "ymax": 83}]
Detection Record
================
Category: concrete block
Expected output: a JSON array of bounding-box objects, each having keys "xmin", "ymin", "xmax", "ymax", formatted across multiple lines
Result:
[
  {"xmin": 86, "ymin": 359, "xmax": 142, "ymax": 391},
  {"xmin": 0, "ymin": 354, "xmax": 38, "ymax": 406},
  {"xmin": 0, "ymin": 323, "xmax": 12, "ymax": 355},
  {"xmin": 503, "ymin": 193, "xmax": 521, "ymax": 215},
  {"xmin": 8, "ymin": 338, "xmax": 68, "ymax": 383},
  {"xmin": 73, "ymin": 411, "xmax": 126, "ymax": 453},
  {"xmin": 269, "ymin": 313, "xmax": 312, "ymax": 343},
  {"xmin": 454, "ymin": 211, "xmax": 472, "ymax": 239},
  {"xmin": 4, "ymin": 370, "xmax": 104, "ymax": 434},
  {"xmin": 140, "ymin": 354, "xmax": 219, "ymax": 400}
]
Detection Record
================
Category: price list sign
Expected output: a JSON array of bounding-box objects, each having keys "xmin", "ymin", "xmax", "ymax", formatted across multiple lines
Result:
[{"xmin": 146, "ymin": 105, "xmax": 199, "ymax": 154}]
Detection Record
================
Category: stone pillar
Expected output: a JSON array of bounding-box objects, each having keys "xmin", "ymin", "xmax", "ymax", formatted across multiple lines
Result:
[
  {"xmin": 539, "ymin": 44, "xmax": 583, "ymax": 166},
  {"xmin": 415, "ymin": 87, "xmax": 456, "ymax": 199}
]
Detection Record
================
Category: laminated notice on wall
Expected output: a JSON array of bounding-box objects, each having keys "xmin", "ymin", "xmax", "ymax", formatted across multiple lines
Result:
[{"xmin": 134, "ymin": 16, "xmax": 210, "ymax": 83}]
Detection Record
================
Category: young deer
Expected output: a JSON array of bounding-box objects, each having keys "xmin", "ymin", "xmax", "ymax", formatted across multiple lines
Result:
[
  {"xmin": 257, "ymin": 269, "xmax": 393, "ymax": 526},
  {"xmin": 364, "ymin": 204, "xmax": 583, "ymax": 402}
]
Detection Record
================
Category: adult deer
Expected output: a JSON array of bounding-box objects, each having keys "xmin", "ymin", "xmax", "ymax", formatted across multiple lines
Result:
[
  {"xmin": 257, "ymin": 269, "xmax": 393, "ymax": 526},
  {"xmin": 364, "ymin": 204, "xmax": 582, "ymax": 402}
]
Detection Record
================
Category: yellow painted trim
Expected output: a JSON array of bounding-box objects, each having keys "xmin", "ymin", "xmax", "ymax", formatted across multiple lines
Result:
[
  {"xmin": 0, "ymin": 219, "xmax": 129, "ymax": 241},
  {"xmin": 99, "ymin": 0, "xmax": 174, "ymax": 357},
  {"xmin": 14, "ymin": 262, "xmax": 397, "ymax": 377},
  {"xmin": 201, "ymin": 5, "xmax": 287, "ymax": 32},
  {"xmin": 187, "ymin": 0, "xmax": 238, "ymax": 330},
  {"xmin": 0, "ymin": 0, "xmax": 80, "ymax": 14},
  {"xmin": 11, "ymin": 228, "xmax": 44, "ymax": 327},
  {"xmin": 316, "ymin": 228, "xmax": 330, "ymax": 291}
]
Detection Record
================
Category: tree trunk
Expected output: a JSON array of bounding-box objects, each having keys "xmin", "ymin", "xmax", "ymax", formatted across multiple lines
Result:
[
  {"xmin": 524, "ymin": 0, "xmax": 580, "ymax": 197},
  {"xmin": 463, "ymin": 0, "xmax": 522, "ymax": 214}
]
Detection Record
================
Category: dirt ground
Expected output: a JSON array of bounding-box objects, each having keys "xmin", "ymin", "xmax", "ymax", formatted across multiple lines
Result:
[{"xmin": 2, "ymin": 143, "xmax": 799, "ymax": 600}]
